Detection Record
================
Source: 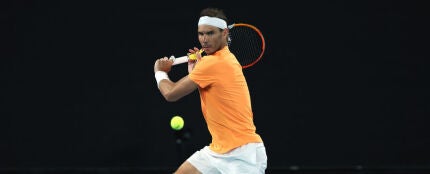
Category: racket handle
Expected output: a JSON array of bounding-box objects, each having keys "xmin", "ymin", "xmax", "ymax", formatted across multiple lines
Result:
[
  {"xmin": 172, "ymin": 56, "xmax": 189, "ymax": 65},
  {"xmin": 171, "ymin": 49, "xmax": 204, "ymax": 66}
]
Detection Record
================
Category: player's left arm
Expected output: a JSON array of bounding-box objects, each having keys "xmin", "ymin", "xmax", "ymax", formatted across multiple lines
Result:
[
  {"xmin": 154, "ymin": 48, "xmax": 200, "ymax": 102},
  {"xmin": 158, "ymin": 75, "xmax": 198, "ymax": 102}
]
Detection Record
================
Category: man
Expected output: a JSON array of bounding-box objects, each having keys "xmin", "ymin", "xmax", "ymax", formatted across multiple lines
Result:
[{"xmin": 154, "ymin": 7, "xmax": 267, "ymax": 174}]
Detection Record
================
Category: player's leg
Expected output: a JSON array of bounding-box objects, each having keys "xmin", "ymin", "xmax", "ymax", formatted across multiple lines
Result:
[{"xmin": 174, "ymin": 161, "xmax": 201, "ymax": 174}]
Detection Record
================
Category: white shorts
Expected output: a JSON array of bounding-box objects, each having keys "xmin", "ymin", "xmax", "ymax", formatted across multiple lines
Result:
[{"xmin": 186, "ymin": 142, "xmax": 267, "ymax": 174}]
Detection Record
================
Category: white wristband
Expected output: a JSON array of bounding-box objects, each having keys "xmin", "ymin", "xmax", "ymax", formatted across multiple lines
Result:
[{"xmin": 155, "ymin": 71, "xmax": 169, "ymax": 88}]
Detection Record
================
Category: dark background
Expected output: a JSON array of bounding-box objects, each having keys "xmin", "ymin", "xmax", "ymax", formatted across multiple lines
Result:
[{"xmin": 2, "ymin": 0, "xmax": 429, "ymax": 173}]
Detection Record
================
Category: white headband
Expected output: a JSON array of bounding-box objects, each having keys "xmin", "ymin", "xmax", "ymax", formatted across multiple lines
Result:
[{"xmin": 198, "ymin": 16, "xmax": 227, "ymax": 29}]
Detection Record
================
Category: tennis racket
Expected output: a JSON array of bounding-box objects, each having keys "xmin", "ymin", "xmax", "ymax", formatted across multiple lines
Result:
[{"xmin": 171, "ymin": 23, "xmax": 265, "ymax": 69}]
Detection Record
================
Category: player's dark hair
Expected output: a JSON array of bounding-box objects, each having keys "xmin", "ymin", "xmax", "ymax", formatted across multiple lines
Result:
[{"xmin": 200, "ymin": 7, "xmax": 229, "ymax": 31}]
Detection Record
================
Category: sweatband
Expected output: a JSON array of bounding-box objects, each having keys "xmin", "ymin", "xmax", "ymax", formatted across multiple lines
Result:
[
  {"xmin": 198, "ymin": 16, "xmax": 227, "ymax": 29},
  {"xmin": 155, "ymin": 71, "xmax": 169, "ymax": 88}
]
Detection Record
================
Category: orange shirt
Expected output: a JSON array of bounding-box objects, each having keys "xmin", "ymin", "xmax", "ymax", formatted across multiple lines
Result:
[{"xmin": 189, "ymin": 46, "xmax": 263, "ymax": 154}]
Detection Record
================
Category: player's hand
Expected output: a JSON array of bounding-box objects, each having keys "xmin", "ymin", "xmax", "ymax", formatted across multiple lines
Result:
[
  {"xmin": 187, "ymin": 47, "xmax": 201, "ymax": 73},
  {"xmin": 154, "ymin": 56, "xmax": 174, "ymax": 73}
]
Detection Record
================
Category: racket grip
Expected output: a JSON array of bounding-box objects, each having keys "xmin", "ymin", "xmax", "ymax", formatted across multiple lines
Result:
[
  {"xmin": 171, "ymin": 49, "xmax": 204, "ymax": 66},
  {"xmin": 172, "ymin": 56, "xmax": 189, "ymax": 65}
]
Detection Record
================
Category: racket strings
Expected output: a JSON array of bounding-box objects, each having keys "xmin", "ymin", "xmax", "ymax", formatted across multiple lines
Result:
[{"xmin": 228, "ymin": 26, "xmax": 264, "ymax": 68}]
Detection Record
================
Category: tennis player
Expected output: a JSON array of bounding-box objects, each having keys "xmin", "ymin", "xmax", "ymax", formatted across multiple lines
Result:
[{"xmin": 154, "ymin": 7, "xmax": 267, "ymax": 174}]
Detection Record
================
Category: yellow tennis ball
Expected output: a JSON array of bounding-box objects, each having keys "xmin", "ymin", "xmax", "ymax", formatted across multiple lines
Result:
[{"xmin": 170, "ymin": 116, "xmax": 184, "ymax": 131}]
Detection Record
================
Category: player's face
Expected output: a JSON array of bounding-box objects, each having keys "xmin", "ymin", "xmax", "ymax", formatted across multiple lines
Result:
[{"xmin": 198, "ymin": 25, "xmax": 226, "ymax": 55}]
